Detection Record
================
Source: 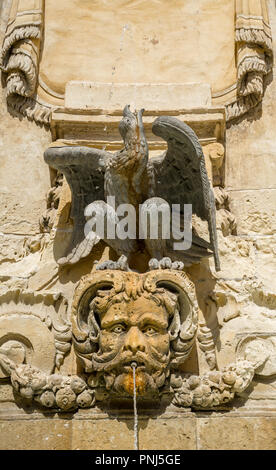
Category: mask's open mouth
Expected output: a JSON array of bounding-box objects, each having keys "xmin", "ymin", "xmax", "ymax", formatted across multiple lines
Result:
[{"xmin": 123, "ymin": 360, "xmax": 146, "ymax": 371}]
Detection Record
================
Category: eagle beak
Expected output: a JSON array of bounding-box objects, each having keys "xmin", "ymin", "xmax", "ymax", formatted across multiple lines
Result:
[{"xmin": 123, "ymin": 104, "xmax": 135, "ymax": 119}]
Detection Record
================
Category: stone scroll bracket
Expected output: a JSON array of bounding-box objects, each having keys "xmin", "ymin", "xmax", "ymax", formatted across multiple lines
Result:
[
  {"xmin": 224, "ymin": 0, "xmax": 273, "ymax": 122},
  {"xmin": 0, "ymin": 0, "xmax": 52, "ymax": 125}
]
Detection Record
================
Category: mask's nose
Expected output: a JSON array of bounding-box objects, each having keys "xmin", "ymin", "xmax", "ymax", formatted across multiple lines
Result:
[{"xmin": 123, "ymin": 326, "xmax": 146, "ymax": 355}]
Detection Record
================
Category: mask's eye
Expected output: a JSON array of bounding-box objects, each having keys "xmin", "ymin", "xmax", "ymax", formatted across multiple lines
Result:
[
  {"xmin": 111, "ymin": 324, "xmax": 126, "ymax": 334},
  {"xmin": 143, "ymin": 326, "xmax": 157, "ymax": 336}
]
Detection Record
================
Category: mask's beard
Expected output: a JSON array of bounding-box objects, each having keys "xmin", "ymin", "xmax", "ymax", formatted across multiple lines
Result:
[{"xmin": 91, "ymin": 346, "xmax": 171, "ymax": 397}]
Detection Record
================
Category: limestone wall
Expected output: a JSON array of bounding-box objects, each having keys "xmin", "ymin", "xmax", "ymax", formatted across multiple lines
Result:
[{"xmin": 0, "ymin": 0, "xmax": 275, "ymax": 450}]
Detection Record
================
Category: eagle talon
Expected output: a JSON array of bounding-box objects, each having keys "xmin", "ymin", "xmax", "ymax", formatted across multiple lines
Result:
[
  {"xmin": 96, "ymin": 261, "xmax": 117, "ymax": 271},
  {"xmin": 172, "ymin": 261, "xmax": 184, "ymax": 271},
  {"xmin": 96, "ymin": 255, "xmax": 129, "ymax": 272},
  {"xmin": 148, "ymin": 258, "xmax": 160, "ymax": 270},
  {"xmin": 160, "ymin": 257, "xmax": 172, "ymax": 269},
  {"xmin": 148, "ymin": 257, "xmax": 184, "ymax": 271}
]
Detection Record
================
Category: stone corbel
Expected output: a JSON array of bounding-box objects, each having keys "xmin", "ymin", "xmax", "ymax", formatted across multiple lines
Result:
[
  {"xmin": 203, "ymin": 143, "xmax": 225, "ymax": 187},
  {"xmin": 0, "ymin": 0, "xmax": 51, "ymax": 125},
  {"xmin": 203, "ymin": 143, "xmax": 237, "ymax": 236}
]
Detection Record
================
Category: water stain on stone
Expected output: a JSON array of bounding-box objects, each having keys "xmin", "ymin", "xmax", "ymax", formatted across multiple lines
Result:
[{"xmin": 124, "ymin": 370, "xmax": 146, "ymax": 396}]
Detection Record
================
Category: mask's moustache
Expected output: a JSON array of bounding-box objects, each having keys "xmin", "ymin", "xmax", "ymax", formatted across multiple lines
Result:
[{"xmin": 91, "ymin": 348, "xmax": 170, "ymax": 373}]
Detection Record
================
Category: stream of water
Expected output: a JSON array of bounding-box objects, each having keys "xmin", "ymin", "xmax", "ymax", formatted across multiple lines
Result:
[{"xmin": 131, "ymin": 362, "xmax": 139, "ymax": 450}]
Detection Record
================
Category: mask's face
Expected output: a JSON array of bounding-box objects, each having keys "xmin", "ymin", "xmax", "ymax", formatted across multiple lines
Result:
[{"xmin": 92, "ymin": 296, "xmax": 171, "ymax": 396}]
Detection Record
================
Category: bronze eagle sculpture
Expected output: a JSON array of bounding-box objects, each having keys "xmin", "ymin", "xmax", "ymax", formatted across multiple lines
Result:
[{"xmin": 44, "ymin": 105, "xmax": 220, "ymax": 271}]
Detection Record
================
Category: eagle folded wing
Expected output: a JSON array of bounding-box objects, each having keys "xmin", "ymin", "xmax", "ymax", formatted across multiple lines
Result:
[{"xmin": 44, "ymin": 146, "xmax": 111, "ymax": 265}]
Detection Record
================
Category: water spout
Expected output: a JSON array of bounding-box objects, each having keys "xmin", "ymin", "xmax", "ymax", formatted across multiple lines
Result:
[{"xmin": 131, "ymin": 362, "xmax": 139, "ymax": 450}]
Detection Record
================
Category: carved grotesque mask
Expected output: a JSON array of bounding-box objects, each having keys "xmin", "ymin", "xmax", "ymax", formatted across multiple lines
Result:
[
  {"xmin": 72, "ymin": 270, "xmax": 198, "ymax": 400},
  {"xmin": 90, "ymin": 292, "xmax": 175, "ymax": 396}
]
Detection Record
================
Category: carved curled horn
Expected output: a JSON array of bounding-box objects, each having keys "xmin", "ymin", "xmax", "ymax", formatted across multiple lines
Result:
[
  {"xmin": 142, "ymin": 270, "xmax": 199, "ymax": 366},
  {"xmin": 72, "ymin": 270, "xmax": 125, "ymax": 336}
]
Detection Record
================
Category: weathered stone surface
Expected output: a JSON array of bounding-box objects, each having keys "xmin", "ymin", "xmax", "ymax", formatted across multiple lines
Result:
[
  {"xmin": 65, "ymin": 82, "xmax": 212, "ymax": 111},
  {"xmin": 1, "ymin": 412, "xmax": 276, "ymax": 450},
  {"xmin": 209, "ymin": 233, "xmax": 256, "ymax": 279},
  {"xmin": 0, "ymin": 413, "xmax": 198, "ymax": 450},
  {"xmin": 72, "ymin": 418, "xmax": 133, "ymax": 450},
  {"xmin": 254, "ymin": 236, "xmax": 276, "ymax": 290},
  {"xmin": 228, "ymin": 190, "xmax": 276, "ymax": 236},
  {"xmin": 0, "ymin": 234, "xmax": 27, "ymax": 264},
  {"xmin": 197, "ymin": 416, "xmax": 276, "ymax": 450},
  {"xmin": 0, "ymin": 94, "xmax": 51, "ymax": 238},
  {"xmin": 0, "ymin": 315, "xmax": 56, "ymax": 377},
  {"xmin": 136, "ymin": 416, "xmax": 197, "ymax": 450},
  {"xmin": 0, "ymin": 419, "xmax": 72, "ymax": 450},
  {"xmin": 40, "ymin": 0, "xmax": 235, "ymax": 100}
]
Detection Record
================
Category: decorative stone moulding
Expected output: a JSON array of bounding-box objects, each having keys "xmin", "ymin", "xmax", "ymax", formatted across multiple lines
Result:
[
  {"xmin": 0, "ymin": 268, "xmax": 274, "ymax": 412},
  {"xmin": 0, "ymin": 0, "xmax": 273, "ymax": 126},
  {"xmin": 49, "ymin": 82, "xmax": 226, "ymax": 152}
]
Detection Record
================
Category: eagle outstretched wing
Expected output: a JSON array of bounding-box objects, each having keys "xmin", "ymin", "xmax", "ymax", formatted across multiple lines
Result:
[
  {"xmin": 44, "ymin": 146, "xmax": 111, "ymax": 265},
  {"xmin": 150, "ymin": 116, "xmax": 220, "ymax": 271}
]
